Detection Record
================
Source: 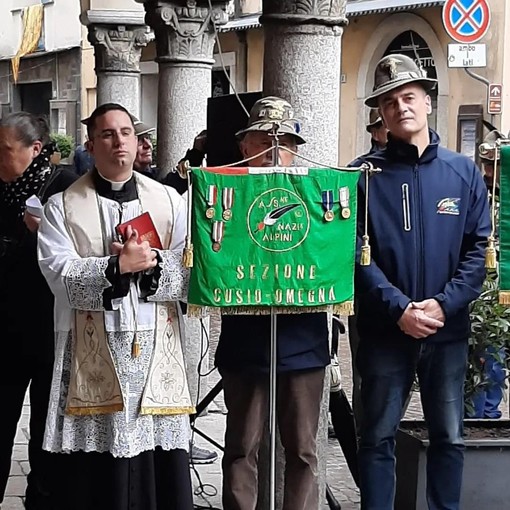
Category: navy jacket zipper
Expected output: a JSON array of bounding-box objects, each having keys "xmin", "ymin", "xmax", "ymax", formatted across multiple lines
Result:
[{"xmin": 414, "ymin": 163, "xmax": 425, "ymax": 300}]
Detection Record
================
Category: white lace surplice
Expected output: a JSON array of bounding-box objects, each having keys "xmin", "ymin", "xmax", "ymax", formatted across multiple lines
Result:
[{"xmin": 38, "ymin": 191, "xmax": 191, "ymax": 458}]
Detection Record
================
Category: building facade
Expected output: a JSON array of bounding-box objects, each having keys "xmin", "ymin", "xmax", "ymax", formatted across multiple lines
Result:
[
  {"xmin": 199, "ymin": 0, "xmax": 510, "ymax": 165},
  {"xmin": 0, "ymin": 0, "xmax": 84, "ymax": 141},
  {"xmin": 76, "ymin": 0, "xmax": 510, "ymax": 165}
]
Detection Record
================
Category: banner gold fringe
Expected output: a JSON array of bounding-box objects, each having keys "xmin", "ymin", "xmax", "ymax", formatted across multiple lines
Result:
[
  {"xmin": 187, "ymin": 301, "xmax": 354, "ymax": 317},
  {"xmin": 499, "ymin": 291, "xmax": 510, "ymax": 305},
  {"xmin": 66, "ymin": 404, "xmax": 124, "ymax": 416},
  {"xmin": 140, "ymin": 406, "xmax": 196, "ymax": 416}
]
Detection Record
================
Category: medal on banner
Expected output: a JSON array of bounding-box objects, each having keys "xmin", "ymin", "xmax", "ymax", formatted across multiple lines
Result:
[
  {"xmin": 205, "ymin": 185, "xmax": 217, "ymax": 219},
  {"xmin": 222, "ymin": 187, "xmax": 234, "ymax": 221},
  {"xmin": 211, "ymin": 221, "xmax": 224, "ymax": 252},
  {"xmin": 322, "ymin": 190, "xmax": 334, "ymax": 222},
  {"xmin": 339, "ymin": 187, "xmax": 351, "ymax": 219}
]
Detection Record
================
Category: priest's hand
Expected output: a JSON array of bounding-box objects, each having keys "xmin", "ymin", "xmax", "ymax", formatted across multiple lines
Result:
[
  {"xmin": 23, "ymin": 210, "xmax": 41, "ymax": 233},
  {"xmin": 118, "ymin": 225, "xmax": 158, "ymax": 274},
  {"xmin": 397, "ymin": 303, "xmax": 444, "ymax": 339},
  {"xmin": 110, "ymin": 242, "xmax": 123, "ymax": 256}
]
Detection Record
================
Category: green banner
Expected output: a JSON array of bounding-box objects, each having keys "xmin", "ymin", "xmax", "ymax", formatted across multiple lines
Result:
[
  {"xmin": 499, "ymin": 145, "xmax": 510, "ymax": 303},
  {"xmin": 187, "ymin": 167, "xmax": 359, "ymax": 314}
]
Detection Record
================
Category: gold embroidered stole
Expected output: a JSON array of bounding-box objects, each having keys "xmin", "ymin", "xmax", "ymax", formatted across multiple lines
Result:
[{"xmin": 62, "ymin": 171, "xmax": 194, "ymax": 416}]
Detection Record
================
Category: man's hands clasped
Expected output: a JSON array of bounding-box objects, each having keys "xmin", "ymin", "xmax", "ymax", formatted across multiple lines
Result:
[
  {"xmin": 397, "ymin": 298, "xmax": 446, "ymax": 339},
  {"xmin": 112, "ymin": 225, "xmax": 158, "ymax": 274}
]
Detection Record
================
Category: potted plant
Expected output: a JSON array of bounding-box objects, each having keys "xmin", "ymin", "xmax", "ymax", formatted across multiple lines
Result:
[
  {"xmin": 395, "ymin": 418, "xmax": 510, "ymax": 509},
  {"xmin": 465, "ymin": 269, "xmax": 510, "ymax": 417},
  {"xmin": 394, "ymin": 267, "xmax": 510, "ymax": 509},
  {"xmin": 50, "ymin": 132, "xmax": 74, "ymax": 164}
]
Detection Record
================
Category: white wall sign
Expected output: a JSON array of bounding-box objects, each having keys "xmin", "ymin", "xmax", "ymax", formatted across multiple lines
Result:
[{"xmin": 447, "ymin": 43, "xmax": 486, "ymax": 68}]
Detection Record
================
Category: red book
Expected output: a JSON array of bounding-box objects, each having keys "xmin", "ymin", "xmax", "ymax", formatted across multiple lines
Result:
[{"xmin": 116, "ymin": 212, "xmax": 163, "ymax": 249}]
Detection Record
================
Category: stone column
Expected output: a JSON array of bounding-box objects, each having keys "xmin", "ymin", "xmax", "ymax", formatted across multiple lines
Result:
[
  {"xmin": 139, "ymin": 0, "xmax": 229, "ymax": 177},
  {"xmin": 81, "ymin": 10, "xmax": 153, "ymax": 118},
  {"xmin": 138, "ymin": 1, "xmax": 230, "ymax": 412},
  {"xmin": 262, "ymin": 0, "xmax": 347, "ymax": 166},
  {"xmin": 258, "ymin": 2, "xmax": 348, "ymax": 509}
]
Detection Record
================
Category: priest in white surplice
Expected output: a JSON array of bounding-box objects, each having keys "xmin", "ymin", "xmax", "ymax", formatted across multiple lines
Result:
[{"xmin": 37, "ymin": 103, "xmax": 194, "ymax": 510}]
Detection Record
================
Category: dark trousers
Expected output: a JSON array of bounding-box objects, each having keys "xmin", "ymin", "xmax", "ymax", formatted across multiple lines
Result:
[
  {"xmin": 348, "ymin": 315, "xmax": 363, "ymax": 433},
  {"xmin": 221, "ymin": 368, "xmax": 325, "ymax": 510},
  {"xmin": 357, "ymin": 339, "xmax": 468, "ymax": 510},
  {"xmin": 0, "ymin": 354, "xmax": 54, "ymax": 509},
  {"xmin": 53, "ymin": 448, "xmax": 193, "ymax": 510}
]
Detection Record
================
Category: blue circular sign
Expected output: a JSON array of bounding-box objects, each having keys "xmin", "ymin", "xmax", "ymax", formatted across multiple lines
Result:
[{"xmin": 442, "ymin": 0, "xmax": 491, "ymax": 44}]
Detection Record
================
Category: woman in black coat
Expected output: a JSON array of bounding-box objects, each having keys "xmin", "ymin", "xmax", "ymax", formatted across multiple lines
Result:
[{"xmin": 0, "ymin": 112, "xmax": 77, "ymax": 510}]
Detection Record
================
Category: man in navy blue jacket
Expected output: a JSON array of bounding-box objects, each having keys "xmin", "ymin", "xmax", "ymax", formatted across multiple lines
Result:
[{"xmin": 354, "ymin": 54, "xmax": 490, "ymax": 510}]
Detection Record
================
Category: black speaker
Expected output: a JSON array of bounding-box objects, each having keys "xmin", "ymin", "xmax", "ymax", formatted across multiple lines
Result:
[{"xmin": 206, "ymin": 91, "xmax": 262, "ymax": 167}]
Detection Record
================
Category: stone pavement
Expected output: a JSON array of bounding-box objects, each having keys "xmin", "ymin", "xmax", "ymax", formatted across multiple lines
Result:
[{"xmin": 2, "ymin": 326, "xmax": 431, "ymax": 510}]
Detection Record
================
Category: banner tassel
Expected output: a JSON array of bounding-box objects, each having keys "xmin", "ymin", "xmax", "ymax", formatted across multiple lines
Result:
[
  {"xmin": 360, "ymin": 234, "xmax": 371, "ymax": 266},
  {"xmin": 182, "ymin": 162, "xmax": 193, "ymax": 268},
  {"xmin": 183, "ymin": 240, "xmax": 194, "ymax": 268},
  {"xmin": 360, "ymin": 162, "xmax": 371, "ymax": 266},
  {"xmin": 485, "ymin": 236, "xmax": 497, "ymax": 269}
]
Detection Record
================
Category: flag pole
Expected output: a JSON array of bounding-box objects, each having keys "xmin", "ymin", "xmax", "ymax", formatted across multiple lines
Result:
[{"xmin": 269, "ymin": 124, "xmax": 280, "ymax": 510}]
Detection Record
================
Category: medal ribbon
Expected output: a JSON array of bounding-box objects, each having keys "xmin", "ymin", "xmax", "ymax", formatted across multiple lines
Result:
[
  {"xmin": 339, "ymin": 187, "xmax": 350, "ymax": 208},
  {"xmin": 211, "ymin": 221, "xmax": 225, "ymax": 243},
  {"xmin": 322, "ymin": 190, "xmax": 333, "ymax": 212},
  {"xmin": 207, "ymin": 185, "xmax": 217, "ymax": 206},
  {"xmin": 222, "ymin": 187, "xmax": 234, "ymax": 211}
]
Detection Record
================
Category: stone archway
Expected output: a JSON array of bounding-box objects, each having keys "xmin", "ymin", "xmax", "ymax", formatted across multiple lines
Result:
[{"xmin": 355, "ymin": 13, "xmax": 449, "ymax": 154}]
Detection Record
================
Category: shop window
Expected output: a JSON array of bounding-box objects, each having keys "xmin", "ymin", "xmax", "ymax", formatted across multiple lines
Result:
[{"xmin": 212, "ymin": 51, "xmax": 237, "ymax": 97}]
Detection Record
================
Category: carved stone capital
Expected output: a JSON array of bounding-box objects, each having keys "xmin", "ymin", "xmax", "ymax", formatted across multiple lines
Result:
[
  {"xmin": 261, "ymin": 0, "xmax": 348, "ymax": 27},
  {"xmin": 142, "ymin": 1, "xmax": 230, "ymax": 65},
  {"xmin": 88, "ymin": 25, "xmax": 154, "ymax": 73}
]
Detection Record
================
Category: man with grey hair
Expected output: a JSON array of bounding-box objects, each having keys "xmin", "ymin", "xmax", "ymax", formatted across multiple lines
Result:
[
  {"xmin": 353, "ymin": 54, "xmax": 490, "ymax": 509},
  {"xmin": 365, "ymin": 108, "xmax": 388, "ymax": 153},
  {"xmin": 216, "ymin": 96, "xmax": 330, "ymax": 510}
]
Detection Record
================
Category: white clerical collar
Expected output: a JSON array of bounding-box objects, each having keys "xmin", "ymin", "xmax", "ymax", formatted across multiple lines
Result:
[{"xmin": 96, "ymin": 170, "xmax": 133, "ymax": 191}]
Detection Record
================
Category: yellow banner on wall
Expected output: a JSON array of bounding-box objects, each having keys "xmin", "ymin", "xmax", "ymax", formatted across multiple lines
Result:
[{"xmin": 11, "ymin": 4, "xmax": 44, "ymax": 83}]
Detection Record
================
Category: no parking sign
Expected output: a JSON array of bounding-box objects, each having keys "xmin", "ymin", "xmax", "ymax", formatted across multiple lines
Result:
[{"xmin": 442, "ymin": 0, "xmax": 491, "ymax": 44}]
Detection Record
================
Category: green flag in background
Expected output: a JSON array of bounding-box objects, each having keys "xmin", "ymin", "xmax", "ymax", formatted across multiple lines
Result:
[
  {"xmin": 499, "ymin": 145, "xmax": 510, "ymax": 304},
  {"xmin": 187, "ymin": 167, "xmax": 360, "ymax": 315}
]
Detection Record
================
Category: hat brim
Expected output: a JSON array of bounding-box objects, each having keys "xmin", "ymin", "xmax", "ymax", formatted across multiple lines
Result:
[
  {"xmin": 366, "ymin": 118, "xmax": 383, "ymax": 132},
  {"xmin": 135, "ymin": 123, "xmax": 155, "ymax": 137},
  {"xmin": 480, "ymin": 149, "xmax": 497, "ymax": 162},
  {"xmin": 364, "ymin": 78, "xmax": 437, "ymax": 108},
  {"xmin": 235, "ymin": 122, "xmax": 306, "ymax": 145}
]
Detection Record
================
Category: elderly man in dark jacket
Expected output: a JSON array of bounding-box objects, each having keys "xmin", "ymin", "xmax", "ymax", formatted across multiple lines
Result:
[
  {"xmin": 365, "ymin": 108, "xmax": 388, "ymax": 154},
  {"xmin": 353, "ymin": 54, "xmax": 490, "ymax": 510},
  {"xmin": 217, "ymin": 96, "xmax": 329, "ymax": 510}
]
